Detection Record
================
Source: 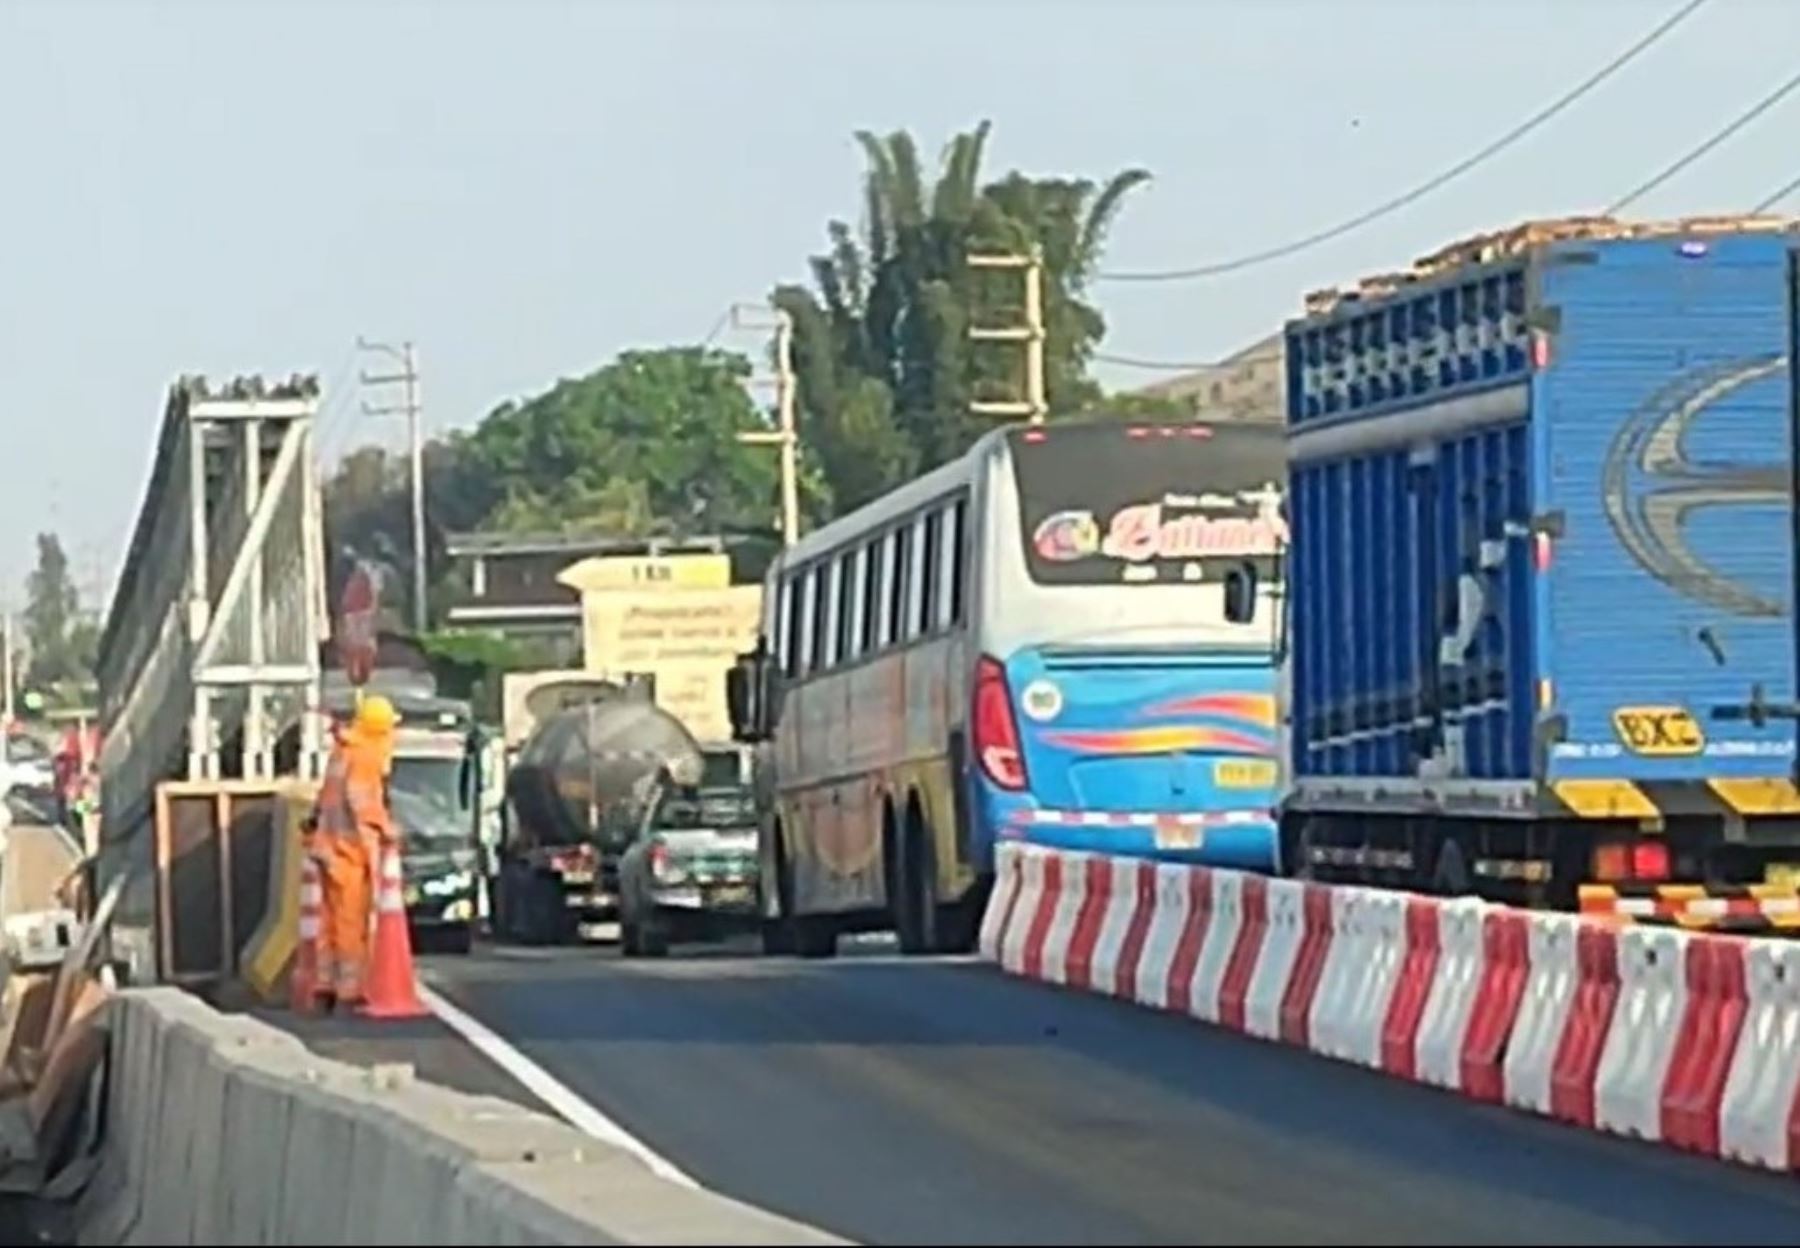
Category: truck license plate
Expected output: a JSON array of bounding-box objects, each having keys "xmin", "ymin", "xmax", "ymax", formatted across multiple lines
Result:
[
  {"xmin": 1214, "ymin": 759, "xmax": 1277, "ymax": 788},
  {"xmin": 708, "ymin": 884, "xmax": 754, "ymax": 907},
  {"xmin": 1611, "ymin": 706, "xmax": 1704, "ymax": 756}
]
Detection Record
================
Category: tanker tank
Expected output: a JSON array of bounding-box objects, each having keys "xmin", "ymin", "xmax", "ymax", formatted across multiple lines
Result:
[{"xmin": 492, "ymin": 687, "xmax": 705, "ymax": 944}]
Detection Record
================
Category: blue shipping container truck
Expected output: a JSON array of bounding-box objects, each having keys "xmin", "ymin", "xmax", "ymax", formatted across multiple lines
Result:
[{"xmin": 1282, "ymin": 217, "xmax": 1800, "ymax": 928}]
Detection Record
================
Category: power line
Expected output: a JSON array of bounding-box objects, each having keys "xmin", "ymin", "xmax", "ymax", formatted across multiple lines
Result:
[
  {"xmin": 1101, "ymin": 150, "xmax": 1800, "ymax": 382},
  {"xmin": 700, "ymin": 308, "xmax": 732, "ymax": 348},
  {"xmin": 1605, "ymin": 65, "xmax": 1800, "ymax": 214},
  {"xmin": 1752, "ymin": 170, "xmax": 1800, "ymax": 214},
  {"xmin": 1096, "ymin": 0, "xmax": 1711, "ymax": 283},
  {"xmin": 312, "ymin": 346, "xmax": 365, "ymax": 468},
  {"xmin": 1095, "ymin": 348, "xmax": 1283, "ymax": 373}
]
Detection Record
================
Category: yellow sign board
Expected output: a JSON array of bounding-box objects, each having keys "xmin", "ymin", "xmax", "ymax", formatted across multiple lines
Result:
[
  {"xmin": 581, "ymin": 586, "xmax": 763, "ymax": 742},
  {"xmin": 558, "ymin": 553, "xmax": 731, "ymax": 593},
  {"xmin": 1612, "ymin": 705, "xmax": 1705, "ymax": 757}
]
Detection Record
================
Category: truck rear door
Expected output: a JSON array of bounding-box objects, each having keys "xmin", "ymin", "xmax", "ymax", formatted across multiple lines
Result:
[{"xmin": 1538, "ymin": 234, "xmax": 1795, "ymax": 791}]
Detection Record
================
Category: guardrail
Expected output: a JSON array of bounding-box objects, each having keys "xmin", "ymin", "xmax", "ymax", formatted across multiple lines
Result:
[{"xmin": 980, "ymin": 841, "xmax": 1800, "ymax": 1173}]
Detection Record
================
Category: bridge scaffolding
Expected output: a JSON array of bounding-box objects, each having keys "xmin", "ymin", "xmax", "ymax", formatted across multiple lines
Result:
[{"xmin": 96, "ymin": 375, "xmax": 331, "ymax": 954}]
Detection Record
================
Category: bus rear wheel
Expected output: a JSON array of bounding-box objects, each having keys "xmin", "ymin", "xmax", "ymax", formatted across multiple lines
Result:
[{"xmin": 894, "ymin": 802, "xmax": 938, "ymax": 956}]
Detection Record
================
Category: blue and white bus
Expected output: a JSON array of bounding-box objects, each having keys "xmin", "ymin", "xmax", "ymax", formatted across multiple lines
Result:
[{"xmin": 728, "ymin": 418, "xmax": 1287, "ymax": 957}]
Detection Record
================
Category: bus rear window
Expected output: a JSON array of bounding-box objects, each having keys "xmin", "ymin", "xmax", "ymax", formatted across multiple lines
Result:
[{"xmin": 1010, "ymin": 423, "xmax": 1287, "ymax": 587}]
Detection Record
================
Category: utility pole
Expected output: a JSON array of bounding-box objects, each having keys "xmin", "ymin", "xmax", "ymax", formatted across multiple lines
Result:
[
  {"xmin": 2, "ymin": 611, "xmax": 14, "ymax": 730},
  {"xmin": 968, "ymin": 248, "xmax": 1047, "ymax": 424},
  {"xmin": 730, "ymin": 304, "xmax": 801, "ymax": 547},
  {"xmin": 358, "ymin": 336, "xmax": 428, "ymax": 635}
]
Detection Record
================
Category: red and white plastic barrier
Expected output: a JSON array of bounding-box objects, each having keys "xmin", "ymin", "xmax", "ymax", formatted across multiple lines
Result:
[
  {"xmin": 982, "ymin": 842, "xmax": 1800, "ymax": 1174},
  {"xmin": 1503, "ymin": 912, "xmax": 1580, "ymax": 1116},
  {"xmin": 1413, "ymin": 897, "xmax": 1488, "ymax": 1092},
  {"xmin": 1720, "ymin": 940, "xmax": 1800, "ymax": 1168}
]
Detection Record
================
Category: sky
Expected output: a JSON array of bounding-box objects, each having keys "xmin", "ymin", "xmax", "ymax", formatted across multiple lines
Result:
[{"xmin": 2, "ymin": 0, "xmax": 1797, "ymax": 608}]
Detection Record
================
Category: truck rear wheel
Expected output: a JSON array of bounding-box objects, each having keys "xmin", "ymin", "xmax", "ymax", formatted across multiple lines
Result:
[
  {"xmin": 442, "ymin": 923, "xmax": 474, "ymax": 956},
  {"xmin": 498, "ymin": 861, "xmax": 569, "ymax": 946},
  {"xmin": 1432, "ymin": 838, "xmax": 1473, "ymax": 898}
]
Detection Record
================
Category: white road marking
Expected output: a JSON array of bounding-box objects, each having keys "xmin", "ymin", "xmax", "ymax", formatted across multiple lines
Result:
[{"xmin": 416, "ymin": 981, "xmax": 702, "ymax": 1190}]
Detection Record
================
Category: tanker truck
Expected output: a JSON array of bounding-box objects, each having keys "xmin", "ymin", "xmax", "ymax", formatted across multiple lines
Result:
[{"xmin": 489, "ymin": 679, "xmax": 706, "ymax": 945}]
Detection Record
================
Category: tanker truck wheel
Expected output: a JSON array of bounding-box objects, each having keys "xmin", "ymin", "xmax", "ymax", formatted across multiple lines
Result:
[{"xmin": 497, "ymin": 859, "xmax": 566, "ymax": 946}]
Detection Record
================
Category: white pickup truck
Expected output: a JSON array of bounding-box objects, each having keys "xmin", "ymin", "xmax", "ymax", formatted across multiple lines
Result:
[{"xmin": 616, "ymin": 743, "xmax": 760, "ymax": 957}]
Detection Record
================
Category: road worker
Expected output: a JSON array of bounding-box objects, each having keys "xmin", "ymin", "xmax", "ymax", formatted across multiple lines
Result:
[{"xmin": 308, "ymin": 694, "xmax": 401, "ymax": 1008}]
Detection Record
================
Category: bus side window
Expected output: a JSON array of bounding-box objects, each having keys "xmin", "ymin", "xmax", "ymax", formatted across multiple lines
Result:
[
  {"xmin": 889, "ymin": 526, "xmax": 911, "ymax": 646},
  {"xmin": 905, "ymin": 515, "xmax": 927, "ymax": 640},
  {"xmin": 836, "ymin": 549, "xmax": 857, "ymax": 663},
  {"xmin": 944, "ymin": 498, "xmax": 967, "ymax": 627},
  {"xmin": 920, "ymin": 510, "xmax": 943, "ymax": 635},
  {"xmin": 1224, "ymin": 561, "xmax": 1259, "ymax": 624},
  {"xmin": 798, "ymin": 569, "xmax": 819, "ymax": 675},
  {"xmin": 814, "ymin": 561, "xmax": 836, "ymax": 672},
  {"xmin": 778, "ymin": 576, "xmax": 800, "ymax": 676},
  {"xmin": 860, "ymin": 539, "xmax": 882, "ymax": 655}
]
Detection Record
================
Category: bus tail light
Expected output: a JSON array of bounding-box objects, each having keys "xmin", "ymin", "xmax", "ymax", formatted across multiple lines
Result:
[{"xmin": 973, "ymin": 656, "xmax": 1028, "ymax": 790}]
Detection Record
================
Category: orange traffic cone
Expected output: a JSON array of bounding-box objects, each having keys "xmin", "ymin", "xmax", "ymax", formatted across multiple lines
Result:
[
  {"xmin": 289, "ymin": 855, "xmax": 325, "ymax": 1014},
  {"xmin": 359, "ymin": 841, "xmax": 429, "ymax": 1020}
]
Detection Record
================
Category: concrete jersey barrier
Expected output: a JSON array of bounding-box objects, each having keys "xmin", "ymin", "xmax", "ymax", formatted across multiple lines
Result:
[
  {"xmin": 77, "ymin": 989, "xmax": 848, "ymax": 1246},
  {"xmin": 983, "ymin": 840, "xmax": 1800, "ymax": 1176}
]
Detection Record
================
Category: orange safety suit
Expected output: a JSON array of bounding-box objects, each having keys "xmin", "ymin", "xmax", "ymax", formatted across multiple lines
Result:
[{"xmin": 309, "ymin": 723, "xmax": 397, "ymax": 1003}]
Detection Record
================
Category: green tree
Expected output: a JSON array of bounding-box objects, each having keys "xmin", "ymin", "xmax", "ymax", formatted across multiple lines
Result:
[
  {"xmin": 22, "ymin": 532, "xmax": 97, "ymax": 701},
  {"xmin": 775, "ymin": 120, "xmax": 1150, "ymax": 514},
  {"xmin": 322, "ymin": 347, "xmax": 812, "ymax": 629},
  {"xmin": 463, "ymin": 346, "xmax": 801, "ymax": 539}
]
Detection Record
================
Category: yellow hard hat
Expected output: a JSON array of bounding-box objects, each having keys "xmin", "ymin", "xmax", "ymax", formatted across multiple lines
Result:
[{"xmin": 354, "ymin": 694, "xmax": 402, "ymax": 735}]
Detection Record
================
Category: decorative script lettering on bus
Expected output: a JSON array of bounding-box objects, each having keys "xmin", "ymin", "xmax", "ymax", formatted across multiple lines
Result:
[{"xmin": 1100, "ymin": 502, "xmax": 1288, "ymax": 563}]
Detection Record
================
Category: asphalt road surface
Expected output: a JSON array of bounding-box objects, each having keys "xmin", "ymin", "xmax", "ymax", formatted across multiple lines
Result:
[{"xmin": 412, "ymin": 940, "xmax": 1800, "ymax": 1246}]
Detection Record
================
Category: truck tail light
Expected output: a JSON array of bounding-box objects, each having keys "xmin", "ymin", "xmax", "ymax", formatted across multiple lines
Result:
[
  {"xmin": 1631, "ymin": 840, "xmax": 1670, "ymax": 882},
  {"xmin": 973, "ymin": 656, "xmax": 1027, "ymax": 791},
  {"xmin": 1592, "ymin": 844, "xmax": 1628, "ymax": 882},
  {"xmin": 1592, "ymin": 840, "xmax": 1671, "ymax": 883}
]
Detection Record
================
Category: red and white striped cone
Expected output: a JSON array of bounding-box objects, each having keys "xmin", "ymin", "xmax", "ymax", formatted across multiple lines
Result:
[
  {"xmin": 358, "ymin": 840, "xmax": 429, "ymax": 1020},
  {"xmin": 289, "ymin": 854, "xmax": 325, "ymax": 1014}
]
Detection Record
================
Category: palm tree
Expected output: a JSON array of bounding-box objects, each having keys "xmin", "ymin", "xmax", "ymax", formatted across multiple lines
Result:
[{"xmin": 778, "ymin": 122, "xmax": 1152, "ymax": 513}]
